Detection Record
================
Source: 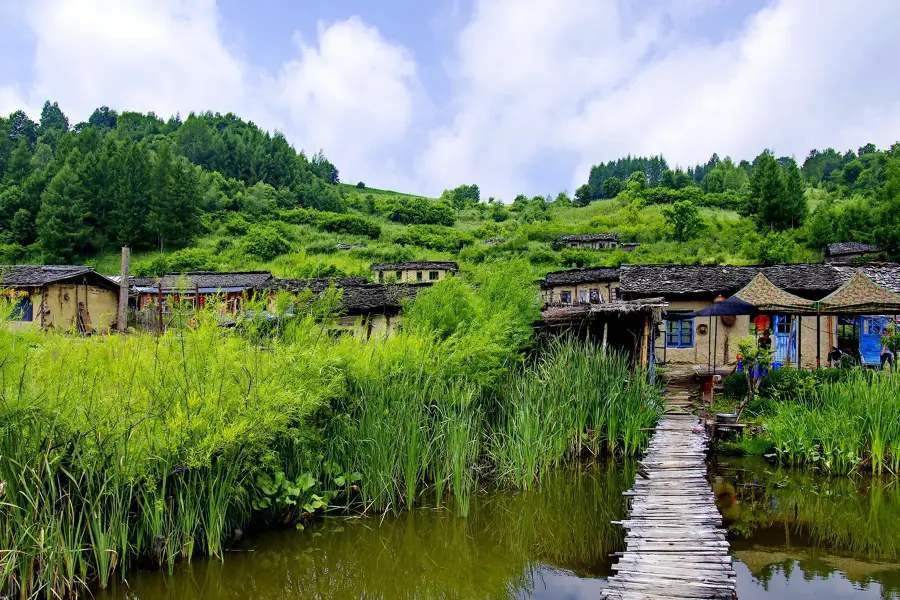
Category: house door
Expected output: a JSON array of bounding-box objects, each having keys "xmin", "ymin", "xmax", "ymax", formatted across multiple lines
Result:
[
  {"xmin": 772, "ymin": 315, "xmax": 796, "ymax": 364},
  {"xmin": 860, "ymin": 317, "xmax": 890, "ymax": 365}
]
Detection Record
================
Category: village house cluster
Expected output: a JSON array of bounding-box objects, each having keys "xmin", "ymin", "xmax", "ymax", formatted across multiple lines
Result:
[{"xmin": 3, "ymin": 240, "xmax": 899, "ymax": 372}]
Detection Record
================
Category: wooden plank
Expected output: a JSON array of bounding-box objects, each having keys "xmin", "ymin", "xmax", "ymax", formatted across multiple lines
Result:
[{"xmin": 604, "ymin": 393, "xmax": 735, "ymax": 600}]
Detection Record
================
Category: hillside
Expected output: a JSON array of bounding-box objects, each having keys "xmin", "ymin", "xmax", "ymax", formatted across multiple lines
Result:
[{"xmin": 1, "ymin": 101, "xmax": 898, "ymax": 278}]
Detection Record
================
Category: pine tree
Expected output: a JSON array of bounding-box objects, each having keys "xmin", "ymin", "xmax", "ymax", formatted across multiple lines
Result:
[
  {"xmin": 36, "ymin": 162, "xmax": 91, "ymax": 261},
  {"xmin": 782, "ymin": 158, "xmax": 808, "ymax": 228},
  {"xmin": 749, "ymin": 152, "xmax": 787, "ymax": 230}
]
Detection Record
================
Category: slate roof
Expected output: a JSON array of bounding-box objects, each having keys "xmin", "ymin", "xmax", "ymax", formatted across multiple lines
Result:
[
  {"xmin": 0, "ymin": 265, "xmax": 117, "ymax": 289},
  {"xmin": 620, "ymin": 264, "xmax": 844, "ymax": 298},
  {"xmin": 542, "ymin": 267, "xmax": 621, "ymax": 287},
  {"xmin": 826, "ymin": 242, "xmax": 880, "ymax": 256},
  {"xmin": 484, "ymin": 238, "xmax": 507, "ymax": 244},
  {"xmin": 370, "ymin": 261, "xmax": 459, "ymax": 272},
  {"xmin": 339, "ymin": 284, "xmax": 423, "ymax": 313},
  {"xmin": 336, "ymin": 243, "xmax": 367, "ymax": 250},
  {"xmin": 832, "ymin": 263, "xmax": 900, "ymax": 293},
  {"xmin": 155, "ymin": 271, "xmax": 274, "ymax": 291},
  {"xmin": 560, "ymin": 233, "xmax": 619, "ymax": 243},
  {"xmin": 268, "ymin": 277, "xmax": 370, "ymax": 294}
]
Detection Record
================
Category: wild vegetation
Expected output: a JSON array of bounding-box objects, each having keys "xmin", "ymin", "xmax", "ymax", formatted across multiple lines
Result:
[
  {"xmin": 2, "ymin": 102, "xmax": 898, "ymax": 277},
  {"xmin": 0, "ymin": 265, "xmax": 660, "ymax": 598}
]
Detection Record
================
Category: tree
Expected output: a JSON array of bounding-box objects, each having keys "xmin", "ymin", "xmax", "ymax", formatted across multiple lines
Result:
[
  {"xmin": 87, "ymin": 106, "xmax": 118, "ymax": 130},
  {"xmin": 662, "ymin": 200, "xmax": 704, "ymax": 242},
  {"xmin": 748, "ymin": 152, "xmax": 789, "ymax": 230},
  {"xmin": 3, "ymin": 139, "xmax": 33, "ymax": 184},
  {"xmin": 781, "ymin": 158, "xmax": 808, "ymax": 228},
  {"xmin": 39, "ymin": 101, "xmax": 69, "ymax": 133},
  {"xmin": 553, "ymin": 190, "xmax": 571, "ymax": 206},
  {"xmin": 36, "ymin": 162, "xmax": 91, "ymax": 261},
  {"xmin": 627, "ymin": 171, "xmax": 647, "ymax": 191},
  {"xmin": 600, "ymin": 176, "xmax": 623, "ymax": 198},
  {"xmin": 310, "ymin": 150, "xmax": 339, "ymax": 184},
  {"xmin": 574, "ymin": 184, "xmax": 594, "ymax": 207},
  {"xmin": 7, "ymin": 110, "xmax": 39, "ymax": 144}
]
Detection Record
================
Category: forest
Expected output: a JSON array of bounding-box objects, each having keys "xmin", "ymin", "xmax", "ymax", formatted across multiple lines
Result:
[{"xmin": 1, "ymin": 100, "xmax": 898, "ymax": 275}]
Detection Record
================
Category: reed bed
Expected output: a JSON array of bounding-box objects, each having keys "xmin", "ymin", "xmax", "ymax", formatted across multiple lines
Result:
[
  {"xmin": 764, "ymin": 370, "xmax": 900, "ymax": 474},
  {"xmin": 0, "ymin": 262, "xmax": 659, "ymax": 596},
  {"xmin": 489, "ymin": 340, "xmax": 661, "ymax": 488}
]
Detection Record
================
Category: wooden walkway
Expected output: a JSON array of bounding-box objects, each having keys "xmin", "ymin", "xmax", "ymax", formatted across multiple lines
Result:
[{"xmin": 602, "ymin": 388, "xmax": 737, "ymax": 599}]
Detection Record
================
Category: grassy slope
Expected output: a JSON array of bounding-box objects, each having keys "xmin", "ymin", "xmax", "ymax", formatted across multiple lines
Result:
[{"xmin": 83, "ymin": 185, "xmax": 822, "ymax": 277}]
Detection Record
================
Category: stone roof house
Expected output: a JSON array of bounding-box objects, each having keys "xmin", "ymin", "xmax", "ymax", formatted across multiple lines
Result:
[
  {"xmin": 370, "ymin": 261, "xmax": 459, "ymax": 284},
  {"xmin": 0, "ymin": 265, "xmax": 120, "ymax": 332},
  {"xmin": 825, "ymin": 242, "xmax": 881, "ymax": 263}
]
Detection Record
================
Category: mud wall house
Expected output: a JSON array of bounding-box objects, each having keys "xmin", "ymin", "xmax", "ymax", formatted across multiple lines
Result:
[
  {"xmin": 268, "ymin": 277, "xmax": 421, "ymax": 340},
  {"xmin": 825, "ymin": 242, "xmax": 881, "ymax": 263},
  {"xmin": 619, "ymin": 264, "xmax": 845, "ymax": 370},
  {"xmin": 370, "ymin": 261, "xmax": 459, "ymax": 284},
  {"xmin": 539, "ymin": 267, "xmax": 621, "ymax": 305},
  {"xmin": 0, "ymin": 265, "xmax": 120, "ymax": 332},
  {"xmin": 557, "ymin": 233, "xmax": 619, "ymax": 250},
  {"xmin": 133, "ymin": 271, "xmax": 274, "ymax": 327}
]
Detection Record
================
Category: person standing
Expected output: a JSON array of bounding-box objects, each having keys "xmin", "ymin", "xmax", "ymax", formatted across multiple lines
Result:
[{"xmin": 882, "ymin": 338, "xmax": 895, "ymax": 370}]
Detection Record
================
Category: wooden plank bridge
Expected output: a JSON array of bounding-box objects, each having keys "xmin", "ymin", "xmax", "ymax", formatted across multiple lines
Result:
[{"xmin": 602, "ymin": 387, "xmax": 737, "ymax": 599}]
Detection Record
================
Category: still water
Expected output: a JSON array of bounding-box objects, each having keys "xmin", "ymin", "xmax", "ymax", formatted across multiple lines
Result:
[{"xmin": 102, "ymin": 458, "xmax": 900, "ymax": 599}]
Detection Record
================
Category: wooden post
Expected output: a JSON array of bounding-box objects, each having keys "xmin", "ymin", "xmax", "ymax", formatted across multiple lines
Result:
[
  {"xmin": 117, "ymin": 246, "xmax": 130, "ymax": 332},
  {"xmin": 816, "ymin": 314, "xmax": 821, "ymax": 369},
  {"xmin": 602, "ymin": 320, "xmax": 608, "ymax": 353},
  {"xmin": 157, "ymin": 285, "xmax": 164, "ymax": 334}
]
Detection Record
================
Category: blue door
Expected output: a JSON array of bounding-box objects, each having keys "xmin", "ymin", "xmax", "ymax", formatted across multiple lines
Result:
[
  {"xmin": 772, "ymin": 315, "xmax": 796, "ymax": 364},
  {"xmin": 860, "ymin": 317, "xmax": 890, "ymax": 365}
]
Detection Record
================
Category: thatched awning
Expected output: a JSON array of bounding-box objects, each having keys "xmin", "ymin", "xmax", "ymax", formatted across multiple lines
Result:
[
  {"xmin": 818, "ymin": 270, "xmax": 900, "ymax": 314},
  {"xmin": 540, "ymin": 298, "xmax": 666, "ymax": 325},
  {"xmin": 733, "ymin": 273, "xmax": 817, "ymax": 313}
]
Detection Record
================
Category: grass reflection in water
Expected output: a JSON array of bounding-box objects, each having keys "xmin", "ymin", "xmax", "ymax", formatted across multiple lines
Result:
[
  {"xmin": 103, "ymin": 461, "xmax": 633, "ymax": 600},
  {"xmin": 714, "ymin": 455, "xmax": 900, "ymax": 598}
]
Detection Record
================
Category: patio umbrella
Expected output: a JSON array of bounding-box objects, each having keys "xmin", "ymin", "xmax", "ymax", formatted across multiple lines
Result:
[{"xmin": 690, "ymin": 295, "xmax": 757, "ymax": 316}]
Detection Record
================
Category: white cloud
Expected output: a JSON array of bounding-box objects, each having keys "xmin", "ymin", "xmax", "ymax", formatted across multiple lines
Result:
[
  {"xmin": 266, "ymin": 17, "xmax": 421, "ymax": 190},
  {"xmin": 419, "ymin": 0, "xmax": 900, "ymax": 199},
  {"xmin": 0, "ymin": 84, "xmax": 30, "ymax": 116},
  {"xmin": 23, "ymin": 0, "xmax": 245, "ymax": 119},
  {"xmin": 4, "ymin": 1, "xmax": 421, "ymax": 190}
]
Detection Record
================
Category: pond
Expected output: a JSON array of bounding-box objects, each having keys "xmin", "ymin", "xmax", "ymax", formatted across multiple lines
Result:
[{"xmin": 99, "ymin": 458, "xmax": 900, "ymax": 600}]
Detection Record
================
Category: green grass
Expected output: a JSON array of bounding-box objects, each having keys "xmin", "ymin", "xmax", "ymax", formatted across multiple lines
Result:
[{"xmin": 763, "ymin": 370, "xmax": 900, "ymax": 474}]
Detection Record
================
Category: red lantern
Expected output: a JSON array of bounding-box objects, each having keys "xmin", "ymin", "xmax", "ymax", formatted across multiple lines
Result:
[{"xmin": 753, "ymin": 314, "xmax": 770, "ymax": 332}]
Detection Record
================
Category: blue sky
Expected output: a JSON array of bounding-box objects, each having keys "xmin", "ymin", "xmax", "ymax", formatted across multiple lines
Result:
[{"xmin": 2, "ymin": 0, "xmax": 900, "ymax": 199}]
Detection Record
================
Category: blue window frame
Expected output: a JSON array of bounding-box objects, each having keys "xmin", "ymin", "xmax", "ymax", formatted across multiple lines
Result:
[
  {"xmin": 12, "ymin": 296, "xmax": 33, "ymax": 322},
  {"xmin": 666, "ymin": 319, "xmax": 694, "ymax": 348}
]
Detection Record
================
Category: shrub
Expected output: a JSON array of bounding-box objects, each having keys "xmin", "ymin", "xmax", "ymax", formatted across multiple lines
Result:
[
  {"xmin": 722, "ymin": 372, "xmax": 748, "ymax": 400},
  {"xmin": 132, "ymin": 248, "xmax": 218, "ymax": 277},
  {"xmin": 244, "ymin": 226, "xmax": 290, "ymax": 261},
  {"xmin": 386, "ymin": 197, "xmax": 455, "ymax": 226},
  {"xmin": 222, "ymin": 212, "xmax": 251, "ymax": 236},
  {"xmin": 320, "ymin": 214, "xmax": 381, "ymax": 238},
  {"xmin": 0, "ymin": 243, "xmax": 25, "ymax": 263},
  {"xmin": 394, "ymin": 225, "xmax": 474, "ymax": 252},
  {"xmin": 758, "ymin": 368, "xmax": 818, "ymax": 402},
  {"xmin": 279, "ymin": 207, "xmax": 325, "ymax": 226},
  {"xmin": 305, "ymin": 241, "xmax": 338, "ymax": 255}
]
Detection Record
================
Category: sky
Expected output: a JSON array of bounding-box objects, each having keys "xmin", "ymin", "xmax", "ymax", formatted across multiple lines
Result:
[{"xmin": 1, "ymin": 0, "xmax": 899, "ymax": 200}]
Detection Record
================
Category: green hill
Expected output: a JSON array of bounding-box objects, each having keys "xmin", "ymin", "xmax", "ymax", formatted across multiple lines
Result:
[{"xmin": 1, "ymin": 102, "xmax": 898, "ymax": 277}]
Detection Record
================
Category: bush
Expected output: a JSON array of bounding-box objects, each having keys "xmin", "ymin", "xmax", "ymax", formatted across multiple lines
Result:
[
  {"xmin": 394, "ymin": 225, "xmax": 474, "ymax": 252},
  {"xmin": 320, "ymin": 214, "xmax": 381, "ymax": 238},
  {"xmin": 222, "ymin": 212, "xmax": 251, "ymax": 236},
  {"xmin": 722, "ymin": 372, "xmax": 748, "ymax": 400},
  {"xmin": 244, "ymin": 226, "xmax": 290, "ymax": 261},
  {"xmin": 0, "ymin": 243, "xmax": 25, "ymax": 263},
  {"xmin": 386, "ymin": 197, "xmax": 455, "ymax": 226},
  {"xmin": 758, "ymin": 368, "xmax": 818, "ymax": 402},
  {"xmin": 132, "ymin": 248, "xmax": 217, "ymax": 277},
  {"xmin": 279, "ymin": 207, "xmax": 325, "ymax": 226}
]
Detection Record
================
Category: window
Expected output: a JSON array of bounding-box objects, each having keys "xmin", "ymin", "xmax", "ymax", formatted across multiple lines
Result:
[
  {"xmin": 429, "ymin": 271, "xmax": 439, "ymax": 281},
  {"xmin": 416, "ymin": 271, "xmax": 423, "ymax": 282},
  {"xmin": 560, "ymin": 290, "xmax": 572, "ymax": 304},
  {"xmin": 666, "ymin": 319, "xmax": 694, "ymax": 348},
  {"xmin": 395, "ymin": 270, "xmax": 403, "ymax": 281},
  {"xmin": 589, "ymin": 289, "xmax": 600, "ymax": 304},
  {"xmin": 579, "ymin": 290, "xmax": 589, "ymax": 303},
  {"xmin": 610, "ymin": 287, "xmax": 619, "ymax": 301},
  {"xmin": 378, "ymin": 271, "xmax": 384, "ymax": 283},
  {"xmin": 12, "ymin": 296, "xmax": 33, "ymax": 322}
]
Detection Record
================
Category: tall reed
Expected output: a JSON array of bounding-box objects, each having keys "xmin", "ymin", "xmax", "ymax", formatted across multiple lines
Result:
[
  {"xmin": 489, "ymin": 339, "xmax": 661, "ymax": 487},
  {"xmin": 765, "ymin": 370, "xmax": 900, "ymax": 474}
]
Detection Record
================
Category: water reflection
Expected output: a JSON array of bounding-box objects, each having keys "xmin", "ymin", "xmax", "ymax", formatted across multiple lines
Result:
[
  {"xmin": 102, "ymin": 462, "xmax": 633, "ymax": 600},
  {"xmin": 714, "ymin": 456, "xmax": 900, "ymax": 599}
]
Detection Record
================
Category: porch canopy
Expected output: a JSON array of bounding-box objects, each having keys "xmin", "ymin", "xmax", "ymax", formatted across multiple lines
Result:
[
  {"xmin": 817, "ymin": 270, "xmax": 900, "ymax": 314},
  {"xmin": 689, "ymin": 272, "xmax": 816, "ymax": 317}
]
